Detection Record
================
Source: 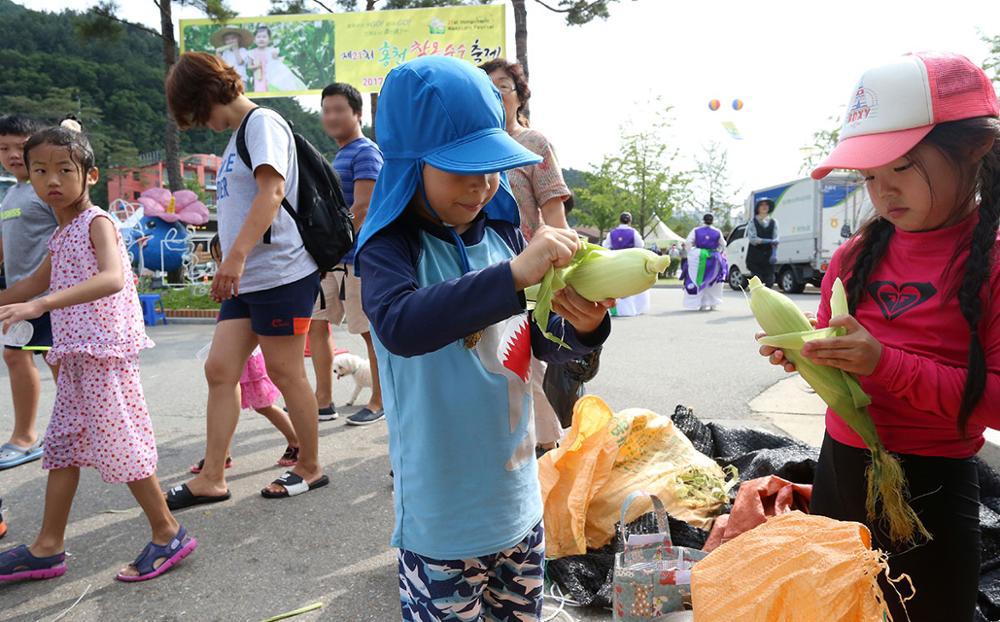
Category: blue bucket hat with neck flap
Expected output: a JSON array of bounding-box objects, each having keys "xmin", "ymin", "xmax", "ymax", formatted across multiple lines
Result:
[{"xmin": 355, "ymin": 56, "xmax": 542, "ymax": 273}]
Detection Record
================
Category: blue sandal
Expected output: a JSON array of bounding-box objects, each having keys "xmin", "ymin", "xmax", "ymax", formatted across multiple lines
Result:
[
  {"xmin": 115, "ymin": 525, "xmax": 197, "ymax": 582},
  {"xmin": 0, "ymin": 442, "xmax": 44, "ymax": 470},
  {"xmin": 0, "ymin": 544, "xmax": 66, "ymax": 582}
]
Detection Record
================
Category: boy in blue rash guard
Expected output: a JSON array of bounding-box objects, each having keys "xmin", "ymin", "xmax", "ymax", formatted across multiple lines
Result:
[{"xmin": 355, "ymin": 56, "xmax": 613, "ymax": 621}]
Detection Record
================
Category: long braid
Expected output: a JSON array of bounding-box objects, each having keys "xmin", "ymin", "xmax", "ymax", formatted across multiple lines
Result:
[
  {"xmin": 844, "ymin": 217, "xmax": 895, "ymax": 315},
  {"xmin": 957, "ymin": 135, "xmax": 1000, "ymax": 434}
]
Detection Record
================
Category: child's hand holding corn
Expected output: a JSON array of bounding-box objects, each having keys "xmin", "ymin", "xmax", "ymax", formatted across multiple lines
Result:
[
  {"xmin": 510, "ymin": 225, "xmax": 579, "ymax": 291},
  {"xmin": 551, "ymin": 287, "xmax": 614, "ymax": 336},
  {"xmin": 800, "ymin": 314, "xmax": 883, "ymax": 376},
  {"xmin": 757, "ymin": 312, "xmax": 817, "ymax": 373}
]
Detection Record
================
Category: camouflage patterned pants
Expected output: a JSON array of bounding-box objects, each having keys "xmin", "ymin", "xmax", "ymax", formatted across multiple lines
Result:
[{"xmin": 398, "ymin": 521, "xmax": 545, "ymax": 621}]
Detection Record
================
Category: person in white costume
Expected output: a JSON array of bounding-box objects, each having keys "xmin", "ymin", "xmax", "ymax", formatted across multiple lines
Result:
[
  {"xmin": 602, "ymin": 212, "xmax": 649, "ymax": 317},
  {"xmin": 682, "ymin": 213, "xmax": 728, "ymax": 311}
]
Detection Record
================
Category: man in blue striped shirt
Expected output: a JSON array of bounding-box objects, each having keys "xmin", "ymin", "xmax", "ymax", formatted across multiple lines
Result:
[{"xmin": 311, "ymin": 83, "xmax": 385, "ymax": 426}]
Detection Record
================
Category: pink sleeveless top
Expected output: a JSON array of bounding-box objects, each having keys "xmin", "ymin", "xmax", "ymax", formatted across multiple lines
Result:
[{"xmin": 46, "ymin": 207, "xmax": 153, "ymax": 362}]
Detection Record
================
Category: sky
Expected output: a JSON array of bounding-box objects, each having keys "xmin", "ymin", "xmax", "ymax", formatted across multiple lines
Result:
[{"xmin": 17, "ymin": 0, "xmax": 1000, "ymax": 206}]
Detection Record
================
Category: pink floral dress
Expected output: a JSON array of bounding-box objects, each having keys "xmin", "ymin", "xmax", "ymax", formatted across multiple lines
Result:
[{"xmin": 42, "ymin": 207, "xmax": 157, "ymax": 483}]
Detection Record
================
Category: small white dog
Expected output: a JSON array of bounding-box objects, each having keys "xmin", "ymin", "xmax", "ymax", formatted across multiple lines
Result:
[{"xmin": 333, "ymin": 352, "xmax": 372, "ymax": 406}]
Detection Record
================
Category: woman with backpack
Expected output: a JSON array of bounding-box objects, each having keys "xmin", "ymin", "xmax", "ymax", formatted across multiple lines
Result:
[
  {"xmin": 603, "ymin": 212, "xmax": 650, "ymax": 316},
  {"xmin": 163, "ymin": 52, "xmax": 330, "ymax": 509}
]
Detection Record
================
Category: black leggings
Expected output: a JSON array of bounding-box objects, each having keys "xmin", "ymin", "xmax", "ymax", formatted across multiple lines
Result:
[
  {"xmin": 811, "ymin": 434, "xmax": 981, "ymax": 622},
  {"xmin": 746, "ymin": 254, "xmax": 774, "ymax": 288}
]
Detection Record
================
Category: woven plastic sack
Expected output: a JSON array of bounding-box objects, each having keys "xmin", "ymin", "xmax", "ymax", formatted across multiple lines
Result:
[
  {"xmin": 703, "ymin": 475, "xmax": 812, "ymax": 552},
  {"xmin": 613, "ymin": 491, "xmax": 706, "ymax": 621},
  {"xmin": 539, "ymin": 396, "xmax": 727, "ymax": 558},
  {"xmin": 691, "ymin": 511, "xmax": 897, "ymax": 622}
]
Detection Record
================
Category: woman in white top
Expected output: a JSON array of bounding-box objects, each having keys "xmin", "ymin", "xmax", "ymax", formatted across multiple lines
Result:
[{"xmin": 164, "ymin": 52, "xmax": 327, "ymax": 510}]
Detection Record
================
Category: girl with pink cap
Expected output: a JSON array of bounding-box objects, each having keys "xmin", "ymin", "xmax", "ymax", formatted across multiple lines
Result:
[{"xmin": 760, "ymin": 52, "xmax": 1000, "ymax": 621}]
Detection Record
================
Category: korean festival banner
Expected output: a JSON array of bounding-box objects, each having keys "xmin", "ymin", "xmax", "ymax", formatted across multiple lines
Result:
[{"xmin": 179, "ymin": 4, "xmax": 506, "ymax": 98}]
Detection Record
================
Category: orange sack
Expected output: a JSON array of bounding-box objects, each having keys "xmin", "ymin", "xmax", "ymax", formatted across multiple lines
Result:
[{"xmin": 691, "ymin": 511, "xmax": 902, "ymax": 622}]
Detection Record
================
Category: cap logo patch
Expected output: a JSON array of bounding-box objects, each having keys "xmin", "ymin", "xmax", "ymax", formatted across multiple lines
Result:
[{"xmin": 846, "ymin": 84, "xmax": 878, "ymax": 126}]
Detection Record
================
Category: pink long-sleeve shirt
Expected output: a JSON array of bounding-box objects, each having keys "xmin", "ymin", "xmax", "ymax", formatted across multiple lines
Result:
[{"xmin": 817, "ymin": 213, "xmax": 1000, "ymax": 458}]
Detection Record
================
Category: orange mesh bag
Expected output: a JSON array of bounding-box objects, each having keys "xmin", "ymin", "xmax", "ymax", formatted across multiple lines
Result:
[{"xmin": 691, "ymin": 511, "xmax": 905, "ymax": 622}]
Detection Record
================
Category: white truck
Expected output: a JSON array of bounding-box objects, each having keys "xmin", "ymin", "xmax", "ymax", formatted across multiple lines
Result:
[{"xmin": 725, "ymin": 173, "xmax": 873, "ymax": 293}]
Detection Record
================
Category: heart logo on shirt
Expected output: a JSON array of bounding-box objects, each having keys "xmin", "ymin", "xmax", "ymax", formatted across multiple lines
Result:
[{"xmin": 866, "ymin": 280, "xmax": 937, "ymax": 320}]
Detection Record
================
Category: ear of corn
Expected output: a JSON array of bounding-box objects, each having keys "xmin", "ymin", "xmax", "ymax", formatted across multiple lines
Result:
[
  {"xmin": 757, "ymin": 327, "xmax": 840, "ymax": 350},
  {"xmin": 749, "ymin": 275, "xmax": 931, "ymax": 545},
  {"xmin": 831, "ymin": 276, "xmax": 850, "ymax": 318},
  {"xmin": 532, "ymin": 240, "xmax": 670, "ymax": 347}
]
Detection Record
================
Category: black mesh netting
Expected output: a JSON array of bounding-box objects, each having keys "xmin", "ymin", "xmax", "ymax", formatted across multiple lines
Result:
[
  {"xmin": 670, "ymin": 405, "xmax": 819, "ymax": 485},
  {"xmin": 546, "ymin": 406, "xmax": 1000, "ymax": 621}
]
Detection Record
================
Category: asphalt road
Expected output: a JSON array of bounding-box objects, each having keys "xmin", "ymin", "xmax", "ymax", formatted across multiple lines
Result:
[{"xmin": 0, "ymin": 286, "xmax": 821, "ymax": 622}]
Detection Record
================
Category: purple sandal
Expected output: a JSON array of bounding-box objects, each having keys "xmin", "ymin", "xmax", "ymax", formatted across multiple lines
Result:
[
  {"xmin": 116, "ymin": 525, "xmax": 197, "ymax": 583},
  {"xmin": 0, "ymin": 545, "xmax": 67, "ymax": 582}
]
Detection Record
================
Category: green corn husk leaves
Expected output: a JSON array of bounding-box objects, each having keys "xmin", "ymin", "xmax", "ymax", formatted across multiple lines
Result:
[
  {"xmin": 673, "ymin": 464, "xmax": 740, "ymax": 510},
  {"xmin": 530, "ymin": 240, "xmax": 670, "ymax": 347},
  {"xmin": 751, "ymin": 276, "xmax": 931, "ymax": 545}
]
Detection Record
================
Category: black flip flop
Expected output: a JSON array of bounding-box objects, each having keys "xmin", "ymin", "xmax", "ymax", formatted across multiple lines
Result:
[
  {"xmin": 260, "ymin": 471, "xmax": 330, "ymax": 499},
  {"xmin": 165, "ymin": 483, "xmax": 232, "ymax": 511}
]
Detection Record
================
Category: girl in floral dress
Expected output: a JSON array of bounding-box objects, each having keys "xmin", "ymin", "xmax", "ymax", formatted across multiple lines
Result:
[{"xmin": 0, "ymin": 127, "xmax": 196, "ymax": 583}]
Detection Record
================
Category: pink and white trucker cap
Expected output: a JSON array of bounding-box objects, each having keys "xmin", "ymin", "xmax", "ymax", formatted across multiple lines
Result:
[{"xmin": 811, "ymin": 52, "xmax": 999, "ymax": 180}]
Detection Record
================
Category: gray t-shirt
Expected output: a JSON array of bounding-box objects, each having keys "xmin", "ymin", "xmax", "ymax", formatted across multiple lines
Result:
[
  {"xmin": 0, "ymin": 181, "xmax": 57, "ymax": 287},
  {"xmin": 216, "ymin": 108, "xmax": 317, "ymax": 293}
]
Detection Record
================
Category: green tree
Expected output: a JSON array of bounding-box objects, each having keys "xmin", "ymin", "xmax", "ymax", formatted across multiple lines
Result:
[
  {"xmin": 667, "ymin": 211, "xmax": 700, "ymax": 240},
  {"xmin": 574, "ymin": 158, "xmax": 623, "ymax": 238},
  {"xmin": 578, "ymin": 109, "xmax": 691, "ymax": 240},
  {"xmin": 0, "ymin": 86, "xmax": 139, "ymax": 202},
  {"xmin": 184, "ymin": 176, "xmax": 213, "ymax": 204},
  {"xmin": 616, "ymin": 132, "xmax": 690, "ymax": 239}
]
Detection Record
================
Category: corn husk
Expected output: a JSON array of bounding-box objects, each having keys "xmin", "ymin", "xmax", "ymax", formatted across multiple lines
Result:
[
  {"xmin": 531, "ymin": 240, "xmax": 670, "ymax": 346},
  {"xmin": 751, "ymin": 276, "xmax": 931, "ymax": 545}
]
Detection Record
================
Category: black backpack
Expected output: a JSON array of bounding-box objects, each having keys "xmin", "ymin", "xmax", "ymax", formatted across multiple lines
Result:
[{"xmin": 236, "ymin": 107, "xmax": 354, "ymax": 272}]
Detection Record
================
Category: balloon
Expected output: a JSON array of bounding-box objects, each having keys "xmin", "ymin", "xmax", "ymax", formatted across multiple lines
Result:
[
  {"xmin": 708, "ymin": 99, "xmax": 721, "ymax": 111},
  {"xmin": 732, "ymin": 99, "xmax": 744, "ymax": 111}
]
